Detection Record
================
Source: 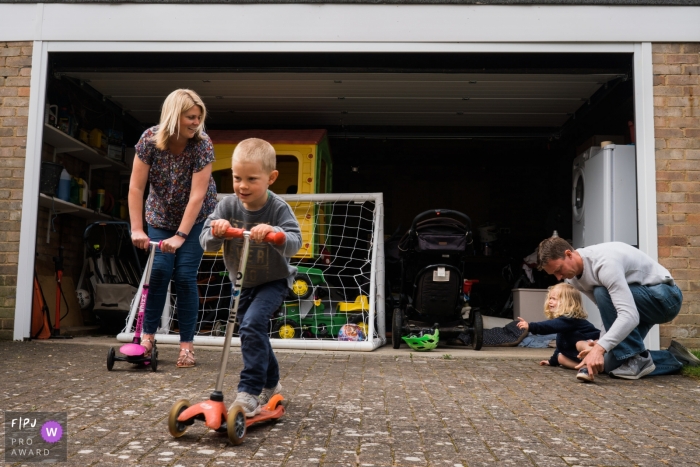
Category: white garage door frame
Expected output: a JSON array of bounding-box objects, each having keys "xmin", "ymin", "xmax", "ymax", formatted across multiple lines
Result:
[{"xmin": 15, "ymin": 40, "xmax": 658, "ymax": 349}]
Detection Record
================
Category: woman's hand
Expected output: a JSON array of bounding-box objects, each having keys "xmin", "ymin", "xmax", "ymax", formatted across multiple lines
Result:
[
  {"xmin": 250, "ymin": 224, "xmax": 275, "ymax": 243},
  {"xmin": 539, "ymin": 360, "xmax": 550, "ymax": 366},
  {"xmin": 131, "ymin": 229, "xmax": 150, "ymax": 250},
  {"xmin": 160, "ymin": 235, "xmax": 185, "ymax": 254},
  {"xmin": 516, "ymin": 317, "xmax": 529, "ymax": 331},
  {"xmin": 210, "ymin": 219, "xmax": 233, "ymax": 238}
]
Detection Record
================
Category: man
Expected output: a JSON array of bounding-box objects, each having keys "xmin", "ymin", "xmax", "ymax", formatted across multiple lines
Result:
[{"xmin": 536, "ymin": 236, "xmax": 699, "ymax": 380}]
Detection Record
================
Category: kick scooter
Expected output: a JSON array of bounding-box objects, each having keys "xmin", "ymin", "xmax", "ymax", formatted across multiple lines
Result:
[
  {"xmin": 107, "ymin": 241, "xmax": 162, "ymax": 371},
  {"xmin": 168, "ymin": 227, "xmax": 288, "ymax": 445}
]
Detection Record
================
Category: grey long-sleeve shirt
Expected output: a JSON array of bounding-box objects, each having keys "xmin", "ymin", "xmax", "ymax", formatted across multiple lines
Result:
[
  {"xmin": 200, "ymin": 192, "xmax": 302, "ymax": 289},
  {"xmin": 567, "ymin": 242, "xmax": 675, "ymax": 352}
]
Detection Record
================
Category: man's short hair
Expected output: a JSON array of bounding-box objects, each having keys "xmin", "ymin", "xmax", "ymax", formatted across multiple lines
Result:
[{"xmin": 536, "ymin": 236, "xmax": 575, "ymax": 270}]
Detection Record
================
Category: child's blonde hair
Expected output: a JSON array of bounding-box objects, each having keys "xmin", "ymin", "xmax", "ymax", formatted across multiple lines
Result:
[
  {"xmin": 154, "ymin": 89, "xmax": 207, "ymax": 150},
  {"xmin": 544, "ymin": 283, "xmax": 587, "ymax": 320},
  {"xmin": 232, "ymin": 138, "xmax": 277, "ymax": 173}
]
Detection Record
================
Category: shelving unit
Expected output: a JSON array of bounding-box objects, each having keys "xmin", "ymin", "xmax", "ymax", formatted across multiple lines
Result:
[
  {"xmin": 43, "ymin": 124, "xmax": 128, "ymax": 177},
  {"xmin": 39, "ymin": 194, "xmax": 119, "ymax": 243},
  {"xmin": 41, "ymin": 124, "xmax": 129, "ymax": 242}
]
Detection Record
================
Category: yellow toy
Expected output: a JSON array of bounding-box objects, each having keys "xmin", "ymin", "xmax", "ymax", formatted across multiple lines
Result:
[{"xmin": 207, "ymin": 130, "xmax": 333, "ymax": 260}]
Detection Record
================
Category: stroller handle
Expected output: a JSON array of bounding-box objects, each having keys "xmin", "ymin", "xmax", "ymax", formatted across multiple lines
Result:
[
  {"xmin": 410, "ymin": 209, "xmax": 472, "ymax": 231},
  {"xmin": 223, "ymin": 227, "xmax": 286, "ymax": 245}
]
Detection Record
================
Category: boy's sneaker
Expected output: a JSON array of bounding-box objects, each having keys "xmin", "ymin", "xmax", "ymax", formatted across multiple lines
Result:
[
  {"xmin": 576, "ymin": 367, "xmax": 594, "ymax": 383},
  {"xmin": 668, "ymin": 340, "xmax": 700, "ymax": 367},
  {"xmin": 259, "ymin": 382, "xmax": 283, "ymax": 406},
  {"xmin": 610, "ymin": 352, "xmax": 656, "ymax": 380},
  {"xmin": 234, "ymin": 392, "xmax": 261, "ymax": 417}
]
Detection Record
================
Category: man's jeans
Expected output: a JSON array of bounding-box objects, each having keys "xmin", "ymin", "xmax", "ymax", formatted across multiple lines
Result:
[
  {"xmin": 236, "ymin": 279, "xmax": 287, "ymax": 395},
  {"xmin": 143, "ymin": 222, "xmax": 204, "ymax": 343},
  {"xmin": 594, "ymin": 283, "xmax": 684, "ymax": 375}
]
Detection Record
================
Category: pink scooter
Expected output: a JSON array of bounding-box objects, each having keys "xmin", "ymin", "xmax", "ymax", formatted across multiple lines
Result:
[{"xmin": 107, "ymin": 241, "xmax": 162, "ymax": 372}]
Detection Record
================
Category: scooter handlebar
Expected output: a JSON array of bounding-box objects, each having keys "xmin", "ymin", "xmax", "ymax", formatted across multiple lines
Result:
[{"xmin": 223, "ymin": 227, "xmax": 286, "ymax": 245}]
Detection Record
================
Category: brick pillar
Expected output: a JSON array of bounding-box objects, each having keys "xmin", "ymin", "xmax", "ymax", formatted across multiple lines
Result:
[
  {"xmin": 0, "ymin": 41, "xmax": 31, "ymax": 339},
  {"xmin": 653, "ymin": 43, "xmax": 700, "ymax": 349}
]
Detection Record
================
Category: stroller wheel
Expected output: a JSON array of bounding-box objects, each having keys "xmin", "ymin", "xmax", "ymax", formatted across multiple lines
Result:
[
  {"xmin": 392, "ymin": 308, "xmax": 404, "ymax": 349},
  {"xmin": 471, "ymin": 310, "xmax": 483, "ymax": 351}
]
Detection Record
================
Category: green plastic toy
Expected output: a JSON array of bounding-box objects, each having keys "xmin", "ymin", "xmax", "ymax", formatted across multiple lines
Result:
[{"xmin": 401, "ymin": 329, "xmax": 440, "ymax": 351}]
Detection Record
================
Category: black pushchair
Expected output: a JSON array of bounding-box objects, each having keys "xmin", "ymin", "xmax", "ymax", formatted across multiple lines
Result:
[{"xmin": 392, "ymin": 209, "xmax": 484, "ymax": 350}]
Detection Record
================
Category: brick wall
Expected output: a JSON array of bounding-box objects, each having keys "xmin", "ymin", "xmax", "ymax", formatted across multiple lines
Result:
[
  {"xmin": 653, "ymin": 43, "xmax": 700, "ymax": 349},
  {"xmin": 0, "ymin": 42, "xmax": 31, "ymax": 340}
]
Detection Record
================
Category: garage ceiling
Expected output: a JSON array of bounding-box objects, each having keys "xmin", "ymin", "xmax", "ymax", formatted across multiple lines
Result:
[{"xmin": 62, "ymin": 71, "xmax": 624, "ymax": 129}]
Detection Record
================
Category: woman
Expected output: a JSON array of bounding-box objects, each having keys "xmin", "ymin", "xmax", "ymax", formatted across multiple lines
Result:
[{"xmin": 129, "ymin": 89, "xmax": 217, "ymax": 368}]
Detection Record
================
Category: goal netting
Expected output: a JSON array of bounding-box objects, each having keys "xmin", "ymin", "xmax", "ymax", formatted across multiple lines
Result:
[{"xmin": 117, "ymin": 192, "xmax": 386, "ymax": 351}]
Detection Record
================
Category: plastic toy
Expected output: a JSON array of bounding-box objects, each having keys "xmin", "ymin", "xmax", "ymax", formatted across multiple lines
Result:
[
  {"xmin": 338, "ymin": 323, "xmax": 366, "ymax": 341},
  {"xmin": 107, "ymin": 241, "xmax": 162, "ymax": 372},
  {"xmin": 168, "ymin": 228, "xmax": 287, "ymax": 445}
]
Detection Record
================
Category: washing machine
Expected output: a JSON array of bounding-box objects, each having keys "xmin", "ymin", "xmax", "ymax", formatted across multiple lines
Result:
[
  {"xmin": 571, "ymin": 143, "xmax": 638, "ymax": 331},
  {"xmin": 572, "ymin": 144, "xmax": 638, "ymax": 249}
]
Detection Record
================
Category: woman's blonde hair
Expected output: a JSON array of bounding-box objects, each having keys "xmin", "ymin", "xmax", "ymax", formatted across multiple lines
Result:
[
  {"xmin": 544, "ymin": 283, "xmax": 587, "ymax": 320},
  {"xmin": 154, "ymin": 89, "xmax": 207, "ymax": 150}
]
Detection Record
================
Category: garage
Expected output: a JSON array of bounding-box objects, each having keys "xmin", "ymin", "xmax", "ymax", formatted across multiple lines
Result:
[{"xmin": 28, "ymin": 48, "xmax": 641, "ymax": 346}]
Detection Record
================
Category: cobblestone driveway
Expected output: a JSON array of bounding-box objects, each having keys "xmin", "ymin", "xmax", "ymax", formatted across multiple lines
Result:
[{"xmin": 1, "ymin": 340, "xmax": 699, "ymax": 466}]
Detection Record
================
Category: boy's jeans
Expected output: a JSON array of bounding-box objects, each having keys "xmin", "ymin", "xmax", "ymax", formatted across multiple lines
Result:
[
  {"xmin": 143, "ymin": 222, "xmax": 204, "ymax": 343},
  {"xmin": 236, "ymin": 279, "xmax": 287, "ymax": 395},
  {"xmin": 594, "ymin": 283, "xmax": 684, "ymax": 375}
]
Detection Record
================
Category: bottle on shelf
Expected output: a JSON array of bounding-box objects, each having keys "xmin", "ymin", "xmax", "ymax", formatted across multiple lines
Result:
[{"xmin": 57, "ymin": 169, "xmax": 71, "ymax": 201}]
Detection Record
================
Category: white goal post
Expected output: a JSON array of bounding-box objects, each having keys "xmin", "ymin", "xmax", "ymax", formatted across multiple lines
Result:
[{"xmin": 117, "ymin": 192, "xmax": 386, "ymax": 351}]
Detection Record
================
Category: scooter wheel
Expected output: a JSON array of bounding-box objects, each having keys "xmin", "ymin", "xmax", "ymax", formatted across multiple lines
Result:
[
  {"xmin": 227, "ymin": 404, "xmax": 246, "ymax": 445},
  {"xmin": 168, "ymin": 400, "xmax": 191, "ymax": 438},
  {"xmin": 106, "ymin": 347, "xmax": 115, "ymax": 371},
  {"xmin": 150, "ymin": 347, "xmax": 158, "ymax": 372}
]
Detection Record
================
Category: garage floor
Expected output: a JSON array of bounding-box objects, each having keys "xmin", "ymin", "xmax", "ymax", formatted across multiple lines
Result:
[{"xmin": 3, "ymin": 339, "xmax": 699, "ymax": 466}]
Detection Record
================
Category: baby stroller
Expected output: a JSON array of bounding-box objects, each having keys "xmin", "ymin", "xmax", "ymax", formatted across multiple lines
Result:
[{"xmin": 393, "ymin": 209, "xmax": 483, "ymax": 350}]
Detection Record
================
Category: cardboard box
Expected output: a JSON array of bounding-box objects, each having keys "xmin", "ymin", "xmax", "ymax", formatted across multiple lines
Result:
[{"xmin": 512, "ymin": 288, "xmax": 548, "ymax": 323}]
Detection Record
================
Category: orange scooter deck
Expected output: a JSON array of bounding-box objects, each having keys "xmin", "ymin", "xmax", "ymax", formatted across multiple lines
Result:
[{"xmin": 246, "ymin": 394, "xmax": 286, "ymax": 427}]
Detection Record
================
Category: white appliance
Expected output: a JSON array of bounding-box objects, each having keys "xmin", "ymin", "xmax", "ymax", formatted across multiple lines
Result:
[{"xmin": 571, "ymin": 143, "xmax": 638, "ymax": 331}]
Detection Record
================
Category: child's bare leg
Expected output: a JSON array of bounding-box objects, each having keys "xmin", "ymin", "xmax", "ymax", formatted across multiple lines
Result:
[{"xmin": 557, "ymin": 353, "xmax": 580, "ymax": 369}]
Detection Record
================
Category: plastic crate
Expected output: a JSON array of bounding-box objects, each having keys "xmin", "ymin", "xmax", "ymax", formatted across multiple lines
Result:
[{"xmin": 512, "ymin": 288, "xmax": 548, "ymax": 323}]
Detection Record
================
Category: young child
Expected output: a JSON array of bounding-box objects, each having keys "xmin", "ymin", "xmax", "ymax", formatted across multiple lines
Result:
[
  {"xmin": 200, "ymin": 138, "xmax": 302, "ymax": 415},
  {"xmin": 517, "ymin": 283, "xmax": 600, "ymax": 382}
]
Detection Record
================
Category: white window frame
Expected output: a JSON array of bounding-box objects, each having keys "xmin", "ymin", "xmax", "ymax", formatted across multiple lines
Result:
[{"xmin": 16, "ymin": 40, "xmax": 658, "ymax": 349}]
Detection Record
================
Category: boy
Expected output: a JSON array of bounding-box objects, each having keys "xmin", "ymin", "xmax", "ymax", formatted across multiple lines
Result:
[{"xmin": 200, "ymin": 138, "xmax": 302, "ymax": 416}]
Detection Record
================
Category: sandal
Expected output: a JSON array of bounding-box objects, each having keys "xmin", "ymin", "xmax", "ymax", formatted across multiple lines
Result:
[
  {"xmin": 176, "ymin": 348, "xmax": 195, "ymax": 368},
  {"xmin": 141, "ymin": 336, "xmax": 155, "ymax": 358}
]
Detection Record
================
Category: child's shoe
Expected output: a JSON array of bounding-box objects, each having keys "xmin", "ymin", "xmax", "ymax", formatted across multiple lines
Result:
[
  {"xmin": 259, "ymin": 382, "xmax": 283, "ymax": 406},
  {"xmin": 576, "ymin": 367, "xmax": 594, "ymax": 383},
  {"xmin": 234, "ymin": 392, "xmax": 261, "ymax": 417}
]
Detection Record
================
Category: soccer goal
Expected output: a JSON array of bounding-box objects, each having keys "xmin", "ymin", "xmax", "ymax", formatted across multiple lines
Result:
[{"xmin": 117, "ymin": 192, "xmax": 386, "ymax": 351}]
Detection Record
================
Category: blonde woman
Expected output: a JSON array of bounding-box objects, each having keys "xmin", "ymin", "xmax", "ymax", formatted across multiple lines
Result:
[
  {"xmin": 517, "ymin": 283, "xmax": 600, "ymax": 382},
  {"xmin": 129, "ymin": 89, "xmax": 217, "ymax": 368}
]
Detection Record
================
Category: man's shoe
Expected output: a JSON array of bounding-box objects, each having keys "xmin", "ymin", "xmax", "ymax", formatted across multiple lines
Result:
[
  {"xmin": 610, "ymin": 353, "xmax": 656, "ymax": 380},
  {"xmin": 259, "ymin": 382, "xmax": 283, "ymax": 406},
  {"xmin": 234, "ymin": 392, "xmax": 261, "ymax": 417},
  {"xmin": 576, "ymin": 367, "xmax": 594, "ymax": 383},
  {"xmin": 668, "ymin": 340, "xmax": 700, "ymax": 367}
]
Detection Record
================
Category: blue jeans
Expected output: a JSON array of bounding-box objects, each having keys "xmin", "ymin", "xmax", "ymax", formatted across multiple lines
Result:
[
  {"xmin": 236, "ymin": 279, "xmax": 287, "ymax": 395},
  {"xmin": 143, "ymin": 222, "xmax": 204, "ymax": 343},
  {"xmin": 595, "ymin": 283, "xmax": 684, "ymax": 375}
]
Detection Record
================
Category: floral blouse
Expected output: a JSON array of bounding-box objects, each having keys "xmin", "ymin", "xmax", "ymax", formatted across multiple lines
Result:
[{"xmin": 135, "ymin": 126, "xmax": 217, "ymax": 231}]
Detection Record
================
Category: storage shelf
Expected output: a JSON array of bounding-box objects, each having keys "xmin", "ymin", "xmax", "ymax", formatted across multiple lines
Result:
[
  {"xmin": 39, "ymin": 194, "xmax": 117, "ymax": 221},
  {"xmin": 43, "ymin": 124, "xmax": 127, "ymax": 171}
]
